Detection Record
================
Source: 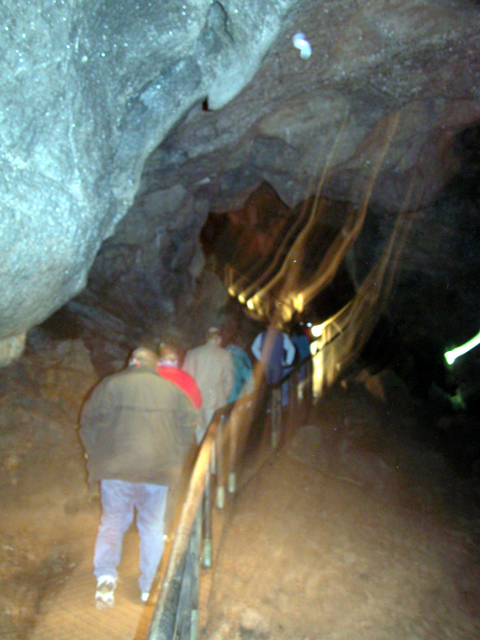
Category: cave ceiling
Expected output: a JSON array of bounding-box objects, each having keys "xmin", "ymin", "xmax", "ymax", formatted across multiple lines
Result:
[{"xmin": 1, "ymin": 0, "xmax": 480, "ymax": 366}]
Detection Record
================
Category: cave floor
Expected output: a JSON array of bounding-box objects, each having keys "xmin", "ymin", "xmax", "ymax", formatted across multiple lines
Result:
[
  {"xmin": 201, "ymin": 436, "xmax": 480, "ymax": 640},
  {"xmin": 1, "ymin": 366, "xmax": 480, "ymax": 640},
  {"xmin": 200, "ymin": 378, "xmax": 480, "ymax": 640}
]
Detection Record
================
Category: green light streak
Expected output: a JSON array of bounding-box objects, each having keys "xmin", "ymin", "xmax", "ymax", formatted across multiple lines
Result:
[{"xmin": 444, "ymin": 329, "xmax": 480, "ymax": 365}]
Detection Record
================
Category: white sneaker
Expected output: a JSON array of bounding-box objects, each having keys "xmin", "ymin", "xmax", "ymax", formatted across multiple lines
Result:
[
  {"xmin": 95, "ymin": 575, "xmax": 117, "ymax": 609},
  {"xmin": 141, "ymin": 592, "xmax": 150, "ymax": 603}
]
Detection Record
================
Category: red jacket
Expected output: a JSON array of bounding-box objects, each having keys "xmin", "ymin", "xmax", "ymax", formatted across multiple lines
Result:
[{"xmin": 156, "ymin": 364, "xmax": 202, "ymax": 409}]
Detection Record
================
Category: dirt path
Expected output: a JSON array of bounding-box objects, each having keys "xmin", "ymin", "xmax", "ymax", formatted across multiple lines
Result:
[{"xmin": 200, "ymin": 386, "xmax": 480, "ymax": 640}]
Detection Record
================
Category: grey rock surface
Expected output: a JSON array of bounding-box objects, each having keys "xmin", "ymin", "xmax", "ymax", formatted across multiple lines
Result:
[
  {"xmin": 0, "ymin": 0, "xmax": 294, "ymax": 345},
  {"xmin": 1, "ymin": 0, "xmax": 480, "ymax": 364}
]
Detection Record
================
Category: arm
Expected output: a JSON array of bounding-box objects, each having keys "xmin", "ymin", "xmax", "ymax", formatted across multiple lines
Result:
[
  {"xmin": 175, "ymin": 390, "xmax": 199, "ymax": 452},
  {"xmin": 223, "ymin": 351, "xmax": 234, "ymax": 401},
  {"xmin": 78, "ymin": 379, "xmax": 111, "ymax": 454},
  {"xmin": 251, "ymin": 333, "xmax": 262, "ymax": 360},
  {"xmin": 282, "ymin": 334, "xmax": 296, "ymax": 366},
  {"xmin": 239, "ymin": 350, "xmax": 253, "ymax": 386}
]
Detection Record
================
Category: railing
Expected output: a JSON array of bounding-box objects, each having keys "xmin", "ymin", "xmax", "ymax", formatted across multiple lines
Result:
[{"xmin": 145, "ymin": 355, "xmax": 313, "ymax": 640}]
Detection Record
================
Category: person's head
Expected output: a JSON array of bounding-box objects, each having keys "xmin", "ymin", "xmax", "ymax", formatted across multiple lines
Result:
[
  {"xmin": 206, "ymin": 326, "xmax": 222, "ymax": 347},
  {"xmin": 290, "ymin": 323, "xmax": 303, "ymax": 336},
  {"xmin": 158, "ymin": 343, "xmax": 179, "ymax": 367},
  {"xmin": 129, "ymin": 347, "xmax": 158, "ymax": 369}
]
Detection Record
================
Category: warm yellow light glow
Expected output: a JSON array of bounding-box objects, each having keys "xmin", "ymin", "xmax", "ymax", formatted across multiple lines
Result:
[
  {"xmin": 294, "ymin": 293, "xmax": 304, "ymax": 312},
  {"xmin": 216, "ymin": 112, "xmax": 408, "ymax": 400},
  {"xmin": 228, "ymin": 286, "xmax": 236, "ymax": 296},
  {"xmin": 311, "ymin": 324, "xmax": 323, "ymax": 338}
]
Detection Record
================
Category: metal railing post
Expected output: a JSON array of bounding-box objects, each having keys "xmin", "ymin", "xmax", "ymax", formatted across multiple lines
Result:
[
  {"xmin": 228, "ymin": 406, "xmax": 239, "ymax": 494},
  {"xmin": 147, "ymin": 348, "xmax": 323, "ymax": 640},
  {"xmin": 176, "ymin": 509, "xmax": 202, "ymax": 640},
  {"xmin": 202, "ymin": 467, "xmax": 212, "ymax": 568},
  {"xmin": 189, "ymin": 509, "xmax": 201, "ymax": 640},
  {"xmin": 215, "ymin": 414, "xmax": 225, "ymax": 509},
  {"xmin": 210, "ymin": 436, "xmax": 216, "ymax": 475}
]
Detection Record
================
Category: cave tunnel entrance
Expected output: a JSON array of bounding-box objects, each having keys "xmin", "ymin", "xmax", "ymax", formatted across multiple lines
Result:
[{"xmin": 200, "ymin": 181, "xmax": 357, "ymax": 328}]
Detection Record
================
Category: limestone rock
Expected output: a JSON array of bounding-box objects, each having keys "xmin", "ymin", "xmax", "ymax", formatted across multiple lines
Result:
[
  {"xmin": 1, "ymin": 0, "xmax": 480, "ymax": 372},
  {"xmin": 0, "ymin": 0, "xmax": 295, "ymax": 342},
  {"xmin": 0, "ymin": 334, "xmax": 26, "ymax": 367}
]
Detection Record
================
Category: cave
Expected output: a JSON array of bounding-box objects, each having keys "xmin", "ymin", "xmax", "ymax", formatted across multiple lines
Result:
[{"xmin": 2, "ymin": 0, "xmax": 480, "ymax": 637}]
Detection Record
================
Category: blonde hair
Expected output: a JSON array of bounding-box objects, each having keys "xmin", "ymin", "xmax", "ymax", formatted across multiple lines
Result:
[{"xmin": 129, "ymin": 347, "xmax": 158, "ymax": 368}]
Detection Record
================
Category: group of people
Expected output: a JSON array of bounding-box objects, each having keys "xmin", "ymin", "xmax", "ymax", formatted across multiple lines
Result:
[
  {"xmin": 78, "ymin": 323, "xmax": 311, "ymax": 609},
  {"xmin": 251, "ymin": 324, "xmax": 312, "ymax": 404}
]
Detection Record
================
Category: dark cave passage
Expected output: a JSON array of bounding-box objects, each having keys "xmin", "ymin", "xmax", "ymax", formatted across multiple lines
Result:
[{"xmin": 2, "ymin": 0, "xmax": 480, "ymax": 637}]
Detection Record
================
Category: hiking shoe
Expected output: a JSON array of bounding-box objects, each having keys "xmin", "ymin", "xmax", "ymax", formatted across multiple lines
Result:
[
  {"xmin": 95, "ymin": 575, "xmax": 117, "ymax": 610},
  {"xmin": 140, "ymin": 592, "xmax": 150, "ymax": 603}
]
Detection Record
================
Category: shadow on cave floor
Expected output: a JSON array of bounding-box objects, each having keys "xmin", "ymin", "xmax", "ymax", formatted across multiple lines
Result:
[{"xmin": 2, "ymin": 352, "xmax": 480, "ymax": 640}]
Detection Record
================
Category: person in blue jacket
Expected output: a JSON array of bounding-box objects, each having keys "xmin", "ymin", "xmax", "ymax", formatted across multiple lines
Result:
[
  {"xmin": 251, "ymin": 325, "xmax": 296, "ymax": 405},
  {"xmin": 225, "ymin": 337, "xmax": 255, "ymax": 403}
]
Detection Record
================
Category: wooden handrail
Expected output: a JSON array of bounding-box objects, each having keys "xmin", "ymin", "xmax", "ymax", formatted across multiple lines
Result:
[{"xmin": 145, "ymin": 356, "xmax": 314, "ymax": 640}]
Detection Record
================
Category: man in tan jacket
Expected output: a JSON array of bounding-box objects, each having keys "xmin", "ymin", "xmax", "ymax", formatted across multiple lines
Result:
[{"xmin": 183, "ymin": 327, "xmax": 234, "ymax": 442}]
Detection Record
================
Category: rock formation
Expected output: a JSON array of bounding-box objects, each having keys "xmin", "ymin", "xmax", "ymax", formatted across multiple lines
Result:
[{"xmin": 1, "ymin": 0, "xmax": 480, "ymax": 370}]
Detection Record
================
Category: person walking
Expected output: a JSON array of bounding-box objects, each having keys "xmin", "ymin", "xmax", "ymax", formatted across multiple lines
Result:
[
  {"xmin": 156, "ymin": 342, "xmax": 202, "ymax": 409},
  {"xmin": 183, "ymin": 327, "xmax": 234, "ymax": 442},
  {"xmin": 79, "ymin": 347, "xmax": 198, "ymax": 609},
  {"xmin": 224, "ymin": 340, "xmax": 255, "ymax": 403},
  {"xmin": 290, "ymin": 322, "xmax": 312, "ymax": 398},
  {"xmin": 251, "ymin": 325, "xmax": 296, "ymax": 405}
]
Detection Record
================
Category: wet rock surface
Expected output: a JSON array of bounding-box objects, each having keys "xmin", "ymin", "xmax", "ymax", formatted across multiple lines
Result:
[
  {"xmin": 1, "ymin": 0, "xmax": 480, "ymax": 360},
  {"xmin": 0, "ymin": 0, "xmax": 294, "ymax": 339}
]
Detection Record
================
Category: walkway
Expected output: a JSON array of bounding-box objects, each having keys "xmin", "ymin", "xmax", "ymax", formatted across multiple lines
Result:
[
  {"xmin": 27, "ymin": 379, "xmax": 480, "ymax": 640},
  {"xmin": 31, "ymin": 525, "xmax": 155, "ymax": 640}
]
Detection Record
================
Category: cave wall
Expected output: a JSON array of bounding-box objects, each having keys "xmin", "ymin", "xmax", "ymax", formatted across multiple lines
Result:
[
  {"xmin": 0, "ymin": 0, "xmax": 295, "ymax": 356},
  {"xmin": 2, "ymin": 0, "xmax": 480, "ymax": 364}
]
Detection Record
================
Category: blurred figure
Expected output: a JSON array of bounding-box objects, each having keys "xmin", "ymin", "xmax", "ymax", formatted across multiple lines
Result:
[
  {"xmin": 156, "ymin": 342, "xmax": 202, "ymax": 409},
  {"xmin": 79, "ymin": 347, "xmax": 197, "ymax": 609},
  {"xmin": 224, "ymin": 334, "xmax": 255, "ymax": 403},
  {"xmin": 251, "ymin": 326, "xmax": 296, "ymax": 405},
  {"xmin": 183, "ymin": 327, "xmax": 234, "ymax": 442},
  {"xmin": 290, "ymin": 323, "xmax": 312, "ymax": 396}
]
